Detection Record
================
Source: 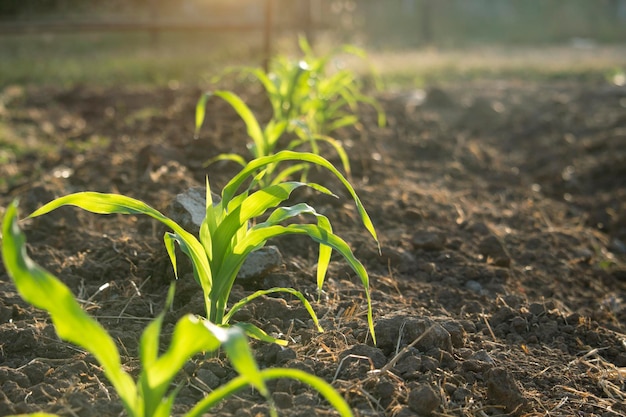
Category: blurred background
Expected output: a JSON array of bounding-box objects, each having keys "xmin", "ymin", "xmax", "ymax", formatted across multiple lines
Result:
[{"xmin": 0, "ymin": 0, "xmax": 625, "ymax": 87}]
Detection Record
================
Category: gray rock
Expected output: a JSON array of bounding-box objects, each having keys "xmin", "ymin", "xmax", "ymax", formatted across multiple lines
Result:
[
  {"xmin": 272, "ymin": 392, "xmax": 293, "ymax": 409},
  {"xmin": 374, "ymin": 316, "xmax": 452, "ymax": 355},
  {"xmin": 423, "ymin": 87, "xmax": 455, "ymax": 109},
  {"xmin": 465, "ymin": 280, "xmax": 483, "ymax": 293},
  {"xmin": 470, "ymin": 349, "xmax": 496, "ymax": 365},
  {"xmin": 610, "ymin": 238, "xmax": 626, "ymax": 254},
  {"xmin": 441, "ymin": 321, "xmax": 466, "ymax": 348},
  {"xmin": 169, "ymin": 186, "xmax": 220, "ymax": 236},
  {"xmin": 196, "ymin": 368, "xmax": 220, "ymax": 389},
  {"xmin": 237, "ymin": 245, "xmax": 283, "ymax": 281},
  {"xmin": 411, "ymin": 231, "xmax": 446, "ymax": 251},
  {"xmin": 407, "ymin": 383, "xmax": 441, "ymax": 415},
  {"xmin": 339, "ymin": 343, "xmax": 387, "ymax": 369},
  {"xmin": 486, "ymin": 367, "xmax": 526, "ymax": 414}
]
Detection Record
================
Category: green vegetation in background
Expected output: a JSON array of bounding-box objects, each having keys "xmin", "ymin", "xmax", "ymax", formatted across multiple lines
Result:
[
  {"xmin": 2, "ymin": 30, "xmax": 626, "ymax": 90},
  {"xmin": 356, "ymin": 0, "xmax": 626, "ymax": 48},
  {"xmin": 0, "ymin": 32, "xmax": 264, "ymax": 88}
]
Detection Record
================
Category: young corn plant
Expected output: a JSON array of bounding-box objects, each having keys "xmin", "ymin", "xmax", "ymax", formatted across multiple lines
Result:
[
  {"xmin": 195, "ymin": 37, "xmax": 385, "ymax": 187},
  {"xmin": 23, "ymin": 151, "xmax": 378, "ymax": 345},
  {"xmin": 1, "ymin": 201, "xmax": 354, "ymax": 417},
  {"xmin": 288, "ymin": 36, "xmax": 386, "ymax": 139},
  {"xmin": 195, "ymin": 89, "xmax": 322, "ymax": 188}
]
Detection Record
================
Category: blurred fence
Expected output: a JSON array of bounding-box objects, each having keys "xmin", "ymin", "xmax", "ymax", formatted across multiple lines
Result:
[
  {"xmin": 352, "ymin": 0, "xmax": 626, "ymax": 47},
  {"xmin": 1, "ymin": 0, "xmax": 626, "ymax": 48},
  {"xmin": 0, "ymin": 0, "xmax": 326, "ymax": 69}
]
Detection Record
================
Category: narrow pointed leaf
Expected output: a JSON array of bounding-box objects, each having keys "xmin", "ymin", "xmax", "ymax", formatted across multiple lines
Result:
[
  {"xmin": 195, "ymin": 93, "xmax": 209, "ymax": 138},
  {"xmin": 27, "ymin": 192, "xmax": 212, "ymax": 294},
  {"xmin": 221, "ymin": 151, "xmax": 378, "ymax": 250},
  {"xmin": 203, "ymin": 153, "xmax": 248, "ymax": 168},
  {"xmin": 163, "ymin": 232, "xmax": 179, "ymax": 278},
  {"xmin": 211, "ymin": 90, "xmax": 266, "ymax": 155},
  {"xmin": 187, "ymin": 368, "xmax": 354, "ymax": 417},
  {"xmin": 144, "ymin": 315, "xmax": 221, "ymax": 399},
  {"xmin": 224, "ymin": 223, "xmax": 375, "ymax": 344},
  {"xmin": 204, "ymin": 321, "xmax": 270, "ymax": 398},
  {"xmin": 234, "ymin": 322, "xmax": 289, "ymax": 346},
  {"xmin": 1, "ymin": 201, "xmax": 138, "ymax": 415},
  {"xmin": 224, "ymin": 287, "xmax": 323, "ymax": 333}
]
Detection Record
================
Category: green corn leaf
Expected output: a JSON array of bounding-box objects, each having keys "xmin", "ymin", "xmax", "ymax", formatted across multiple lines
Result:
[
  {"xmin": 210, "ymin": 90, "xmax": 266, "ymax": 157},
  {"xmin": 258, "ymin": 203, "xmax": 333, "ymax": 295},
  {"xmin": 353, "ymin": 93, "xmax": 387, "ymax": 127},
  {"xmin": 222, "ymin": 151, "xmax": 379, "ymax": 250},
  {"xmin": 249, "ymin": 67, "xmax": 278, "ymax": 97},
  {"xmin": 268, "ymin": 163, "xmax": 310, "ymax": 185},
  {"xmin": 203, "ymin": 153, "xmax": 248, "ymax": 168},
  {"xmin": 186, "ymin": 367, "xmax": 354, "ymax": 417},
  {"xmin": 152, "ymin": 389, "xmax": 180, "ymax": 417},
  {"xmin": 224, "ymin": 223, "xmax": 375, "ymax": 344},
  {"xmin": 224, "ymin": 287, "xmax": 323, "ymax": 332},
  {"xmin": 298, "ymin": 34, "xmax": 315, "ymax": 60},
  {"xmin": 326, "ymin": 116, "xmax": 359, "ymax": 133},
  {"xmin": 1, "ymin": 201, "xmax": 139, "ymax": 415},
  {"xmin": 234, "ymin": 322, "xmax": 288, "ymax": 346},
  {"xmin": 210, "ymin": 189, "xmax": 336, "ymax": 322},
  {"xmin": 283, "ymin": 61, "xmax": 310, "ymax": 120},
  {"xmin": 141, "ymin": 314, "xmax": 222, "ymax": 410},
  {"xmin": 311, "ymin": 135, "xmax": 352, "ymax": 177},
  {"xmin": 204, "ymin": 322, "xmax": 271, "ymax": 400},
  {"xmin": 164, "ymin": 233, "xmax": 179, "ymax": 278},
  {"xmin": 212, "ymin": 181, "xmax": 310, "ymax": 265},
  {"xmin": 162, "ymin": 231, "xmax": 214, "ymax": 317},
  {"xmin": 138, "ymin": 284, "xmax": 174, "ymax": 417},
  {"xmin": 340, "ymin": 44, "xmax": 367, "ymax": 58},
  {"xmin": 202, "ymin": 177, "xmax": 218, "ymax": 256},
  {"xmin": 27, "ymin": 191, "xmax": 213, "ymax": 296},
  {"xmin": 194, "ymin": 93, "xmax": 209, "ymax": 138},
  {"xmin": 263, "ymin": 119, "xmax": 288, "ymax": 149}
]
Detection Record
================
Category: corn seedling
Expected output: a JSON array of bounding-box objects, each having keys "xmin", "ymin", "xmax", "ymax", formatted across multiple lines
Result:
[
  {"xmin": 1, "ymin": 201, "xmax": 354, "ymax": 417},
  {"xmin": 195, "ymin": 37, "xmax": 385, "ymax": 186},
  {"xmin": 289, "ymin": 36, "xmax": 386, "ymax": 137},
  {"xmin": 22, "ymin": 151, "xmax": 378, "ymax": 345},
  {"xmin": 195, "ymin": 89, "xmax": 312, "ymax": 187}
]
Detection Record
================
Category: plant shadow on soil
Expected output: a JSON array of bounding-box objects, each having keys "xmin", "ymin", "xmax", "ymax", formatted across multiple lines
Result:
[{"xmin": 1, "ymin": 80, "xmax": 626, "ymax": 416}]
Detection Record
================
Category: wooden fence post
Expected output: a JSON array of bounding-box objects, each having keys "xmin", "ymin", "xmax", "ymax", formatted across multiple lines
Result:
[
  {"xmin": 263, "ymin": 0, "xmax": 274, "ymax": 72},
  {"xmin": 303, "ymin": 0, "xmax": 314, "ymax": 46}
]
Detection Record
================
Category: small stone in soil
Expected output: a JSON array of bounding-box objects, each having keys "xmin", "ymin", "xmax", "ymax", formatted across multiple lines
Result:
[
  {"xmin": 465, "ymin": 279, "xmax": 483, "ymax": 293},
  {"xmin": 486, "ymin": 367, "xmax": 526, "ymax": 414},
  {"xmin": 196, "ymin": 368, "xmax": 220, "ymax": 389},
  {"xmin": 478, "ymin": 235, "xmax": 511, "ymax": 267},
  {"xmin": 374, "ymin": 316, "xmax": 453, "ymax": 355},
  {"xmin": 236, "ymin": 245, "xmax": 283, "ymax": 281},
  {"xmin": 411, "ymin": 230, "xmax": 446, "ymax": 251},
  {"xmin": 272, "ymin": 391, "xmax": 293, "ymax": 409},
  {"xmin": 339, "ymin": 343, "xmax": 387, "ymax": 369},
  {"xmin": 407, "ymin": 383, "xmax": 441, "ymax": 415}
]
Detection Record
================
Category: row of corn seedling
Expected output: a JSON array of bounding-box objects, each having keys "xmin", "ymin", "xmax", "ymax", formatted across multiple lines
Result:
[{"xmin": 1, "ymin": 38, "xmax": 384, "ymax": 417}]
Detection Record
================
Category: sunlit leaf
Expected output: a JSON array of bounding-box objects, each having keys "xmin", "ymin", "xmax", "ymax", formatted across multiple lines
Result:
[
  {"xmin": 1, "ymin": 201, "xmax": 138, "ymax": 415},
  {"xmin": 187, "ymin": 367, "xmax": 354, "ymax": 417}
]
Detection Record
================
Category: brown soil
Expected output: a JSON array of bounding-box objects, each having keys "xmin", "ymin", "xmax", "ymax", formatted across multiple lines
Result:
[{"xmin": 1, "ymin": 79, "xmax": 626, "ymax": 417}]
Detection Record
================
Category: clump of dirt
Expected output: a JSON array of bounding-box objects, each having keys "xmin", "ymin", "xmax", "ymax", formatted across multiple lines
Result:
[{"xmin": 1, "ymin": 79, "xmax": 625, "ymax": 416}]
